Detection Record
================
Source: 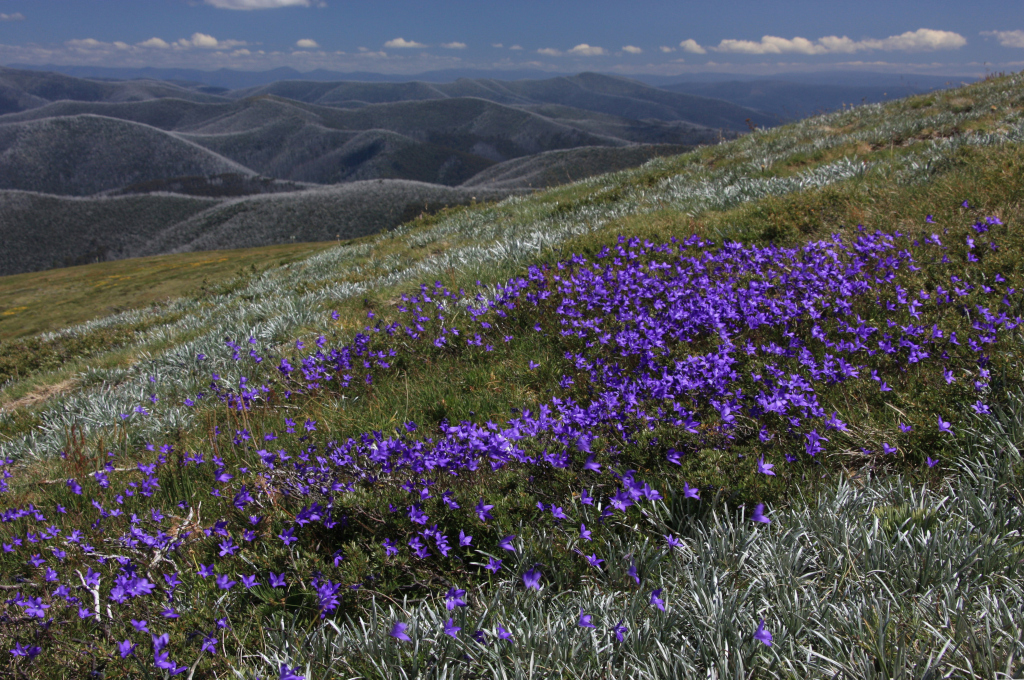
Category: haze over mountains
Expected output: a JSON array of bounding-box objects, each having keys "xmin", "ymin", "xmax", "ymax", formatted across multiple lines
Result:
[{"xmin": 0, "ymin": 65, "xmax": 963, "ymax": 276}]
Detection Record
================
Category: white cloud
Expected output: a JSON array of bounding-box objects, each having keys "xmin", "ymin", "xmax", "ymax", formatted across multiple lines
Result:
[
  {"xmin": 138, "ymin": 37, "xmax": 170, "ymax": 49},
  {"xmin": 204, "ymin": 0, "xmax": 312, "ymax": 9},
  {"xmin": 567, "ymin": 43, "xmax": 606, "ymax": 56},
  {"xmin": 492, "ymin": 43, "xmax": 503, "ymax": 48},
  {"xmin": 175, "ymin": 33, "xmax": 247, "ymax": 50},
  {"xmin": 295, "ymin": 38, "xmax": 319, "ymax": 48},
  {"xmin": 384, "ymin": 37, "xmax": 427, "ymax": 48},
  {"xmin": 441, "ymin": 41, "xmax": 467, "ymax": 49},
  {"xmin": 537, "ymin": 47, "xmax": 562, "ymax": 56},
  {"xmin": 679, "ymin": 39, "xmax": 706, "ymax": 54},
  {"xmin": 113, "ymin": 41, "xmax": 130, "ymax": 50},
  {"xmin": 622, "ymin": 45, "xmax": 642, "ymax": 54},
  {"xmin": 714, "ymin": 28, "xmax": 966, "ymax": 55},
  {"xmin": 716, "ymin": 35, "xmax": 826, "ymax": 54},
  {"xmin": 509, "ymin": 44, "xmax": 523, "ymax": 50},
  {"xmin": 870, "ymin": 28, "xmax": 966, "ymax": 51},
  {"xmin": 0, "ymin": 13, "xmax": 25, "ymax": 22},
  {"xmin": 65, "ymin": 39, "xmax": 106, "ymax": 50},
  {"xmin": 981, "ymin": 30, "xmax": 1024, "ymax": 48},
  {"xmin": 659, "ymin": 46, "xmax": 675, "ymax": 53}
]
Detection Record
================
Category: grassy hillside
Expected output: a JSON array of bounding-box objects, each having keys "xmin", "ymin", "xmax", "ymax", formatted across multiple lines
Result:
[
  {"xmin": 659, "ymin": 79, "xmax": 944, "ymax": 121},
  {"xmin": 461, "ymin": 143, "xmax": 692, "ymax": 189},
  {"xmin": 0, "ymin": 72, "xmax": 1023, "ymax": 679},
  {"xmin": 0, "ymin": 241, "xmax": 340, "ymax": 341}
]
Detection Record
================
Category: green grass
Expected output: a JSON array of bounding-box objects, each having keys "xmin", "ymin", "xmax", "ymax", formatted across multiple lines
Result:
[
  {"xmin": 0, "ymin": 241, "xmax": 340, "ymax": 340},
  {"xmin": 2, "ymin": 72, "xmax": 1024, "ymax": 679}
]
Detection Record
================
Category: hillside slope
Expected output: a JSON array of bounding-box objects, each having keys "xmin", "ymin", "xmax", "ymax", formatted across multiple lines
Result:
[
  {"xmin": 0, "ymin": 191, "xmax": 220, "ymax": 274},
  {"xmin": 660, "ymin": 79, "xmax": 937, "ymax": 121},
  {"xmin": 0, "ymin": 73, "xmax": 1023, "ymax": 680},
  {"xmin": 0, "ymin": 114, "xmax": 253, "ymax": 195},
  {"xmin": 0, "ymin": 179, "xmax": 517, "ymax": 276},
  {"xmin": 136, "ymin": 180, "xmax": 516, "ymax": 254},
  {"xmin": 460, "ymin": 143, "xmax": 691, "ymax": 189}
]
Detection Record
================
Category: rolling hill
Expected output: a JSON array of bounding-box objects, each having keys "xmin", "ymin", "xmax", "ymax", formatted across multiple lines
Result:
[
  {"xmin": 0, "ymin": 92, "xmax": 720, "ymax": 186},
  {"xmin": 0, "ymin": 114, "xmax": 252, "ymax": 195},
  {"xmin": 134, "ymin": 180, "xmax": 514, "ymax": 255},
  {"xmin": 0, "ymin": 67, "xmax": 732, "ymax": 197},
  {"xmin": 230, "ymin": 72, "xmax": 777, "ymax": 130},
  {"xmin": 0, "ymin": 180, "xmax": 516, "ymax": 276},
  {"xmin": 7, "ymin": 66, "xmax": 966, "ymax": 279},
  {"xmin": 0, "ymin": 66, "xmax": 229, "ymax": 114},
  {"xmin": 0, "ymin": 190, "xmax": 219, "ymax": 274}
]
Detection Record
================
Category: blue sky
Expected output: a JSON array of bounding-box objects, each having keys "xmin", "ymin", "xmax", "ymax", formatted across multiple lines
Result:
[{"xmin": 0, "ymin": 0, "xmax": 1020, "ymax": 76}]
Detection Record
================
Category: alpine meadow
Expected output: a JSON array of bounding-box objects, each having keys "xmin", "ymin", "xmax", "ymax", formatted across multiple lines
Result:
[{"xmin": 3, "ymin": 64, "xmax": 1024, "ymax": 680}]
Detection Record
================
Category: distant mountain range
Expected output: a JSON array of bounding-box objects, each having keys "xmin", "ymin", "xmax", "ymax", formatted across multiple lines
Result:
[
  {"xmin": 0, "ymin": 65, "xmax": 968, "ymax": 277},
  {"xmin": 9, "ymin": 63, "xmax": 975, "ymax": 91},
  {"xmin": 0, "ymin": 69, "xmax": 759, "ymax": 196}
]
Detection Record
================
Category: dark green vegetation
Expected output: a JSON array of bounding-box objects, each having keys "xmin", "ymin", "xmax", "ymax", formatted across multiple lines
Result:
[{"xmin": 0, "ymin": 73, "xmax": 1023, "ymax": 679}]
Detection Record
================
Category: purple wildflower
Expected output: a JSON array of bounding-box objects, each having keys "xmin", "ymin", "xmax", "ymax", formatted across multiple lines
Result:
[
  {"xmin": 280, "ymin": 664, "xmax": 305, "ymax": 680},
  {"xmin": 754, "ymin": 619, "xmax": 773, "ymax": 646},
  {"xmin": 475, "ymin": 499, "xmax": 494, "ymax": 522},
  {"xmin": 938, "ymin": 416, "xmax": 953, "ymax": 434},
  {"xmin": 445, "ymin": 588, "xmax": 467, "ymax": 610},
  {"xmin": 578, "ymin": 610, "xmax": 595, "ymax": 628},
  {"xmin": 650, "ymin": 588, "xmax": 665, "ymax": 611},
  {"xmin": 389, "ymin": 621, "xmax": 411, "ymax": 641},
  {"xmin": 522, "ymin": 568, "xmax": 542, "ymax": 590}
]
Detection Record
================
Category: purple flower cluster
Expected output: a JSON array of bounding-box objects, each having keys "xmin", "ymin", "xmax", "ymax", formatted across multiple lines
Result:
[{"xmin": 0, "ymin": 213, "xmax": 1012, "ymax": 670}]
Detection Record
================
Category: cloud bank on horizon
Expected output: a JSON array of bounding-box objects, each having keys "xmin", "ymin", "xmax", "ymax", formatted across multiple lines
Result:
[
  {"xmin": 203, "ymin": 0, "xmax": 318, "ymax": 9},
  {"xmin": 0, "ymin": 0, "xmax": 1018, "ymax": 77}
]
